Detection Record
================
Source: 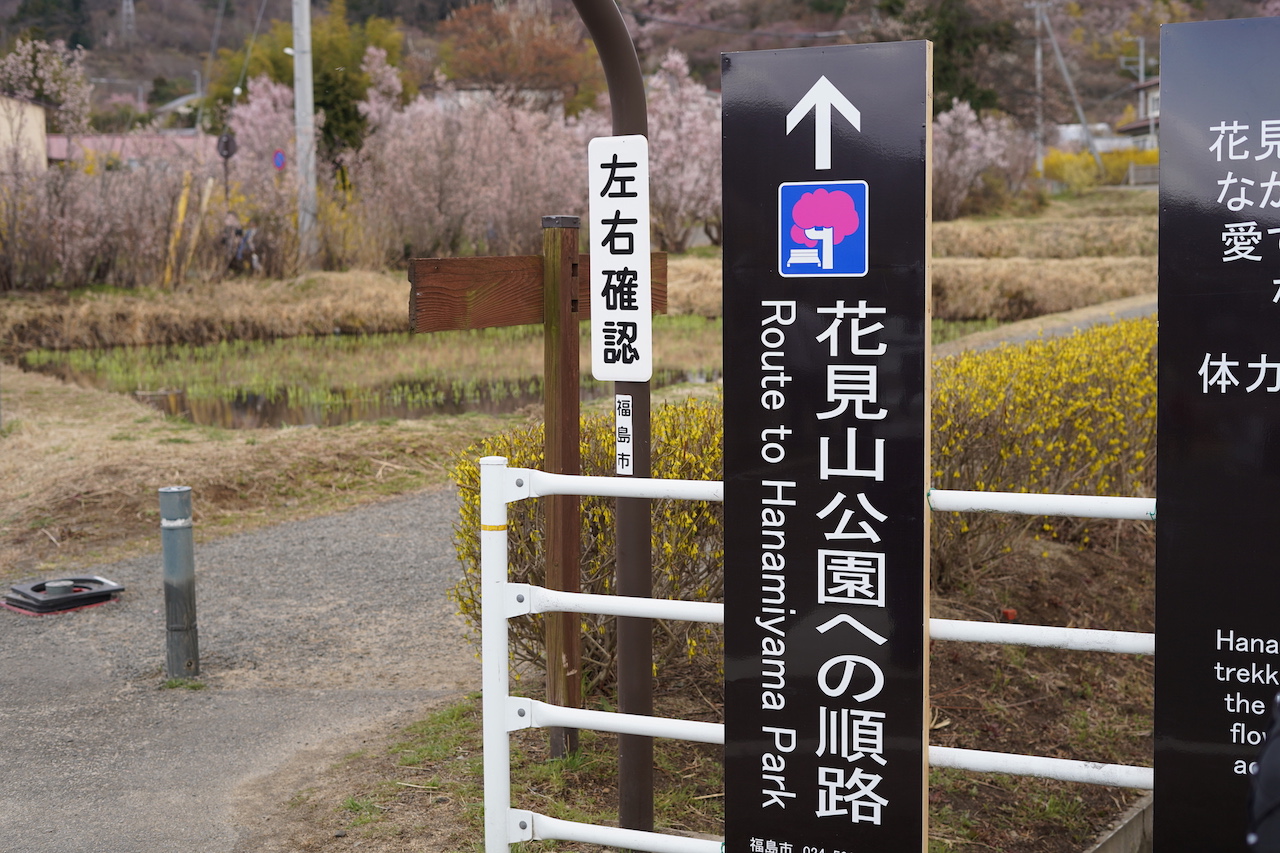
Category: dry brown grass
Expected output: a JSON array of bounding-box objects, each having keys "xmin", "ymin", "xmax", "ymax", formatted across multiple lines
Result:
[
  {"xmin": 1039, "ymin": 187, "xmax": 1159, "ymax": 218},
  {"xmin": 933, "ymin": 257, "xmax": 1156, "ymax": 321},
  {"xmin": 1, "ymin": 263, "xmax": 728, "ymax": 355},
  {"xmin": 666, "ymin": 256, "xmax": 722, "ymax": 318},
  {"xmin": 934, "ymin": 217, "xmax": 1156, "ymax": 258},
  {"xmin": 0, "ymin": 271, "xmax": 413, "ymax": 356},
  {"xmin": 0, "ymin": 366, "xmax": 517, "ymax": 582},
  {"xmin": 0, "ymin": 364, "xmax": 718, "ymax": 582}
]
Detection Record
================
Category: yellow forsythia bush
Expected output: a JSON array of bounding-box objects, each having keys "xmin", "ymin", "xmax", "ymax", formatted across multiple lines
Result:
[
  {"xmin": 450, "ymin": 395, "xmax": 724, "ymax": 693},
  {"xmin": 1100, "ymin": 148, "xmax": 1159, "ymax": 186},
  {"xmin": 1043, "ymin": 147, "xmax": 1159, "ymax": 190},
  {"xmin": 931, "ymin": 317, "xmax": 1157, "ymax": 584},
  {"xmin": 451, "ymin": 318, "xmax": 1158, "ymax": 683}
]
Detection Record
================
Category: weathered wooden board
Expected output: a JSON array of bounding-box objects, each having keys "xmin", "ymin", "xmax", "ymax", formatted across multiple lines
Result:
[{"xmin": 409, "ymin": 252, "xmax": 668, "ymax": 333}]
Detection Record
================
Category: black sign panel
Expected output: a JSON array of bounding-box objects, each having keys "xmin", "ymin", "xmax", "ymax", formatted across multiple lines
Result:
[
  {"xmin": 1157, "ymin": 18, "xmax": 1280, "ymax": 852},
  {"xmin": 722, "ymin": 42, "xmax": 930, "ymax": 853}
]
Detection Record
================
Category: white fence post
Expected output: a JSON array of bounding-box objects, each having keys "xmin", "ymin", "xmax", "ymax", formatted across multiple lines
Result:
[{"xmin": 480, "ymin": 455, "xmax": 512, "ymax": 853}]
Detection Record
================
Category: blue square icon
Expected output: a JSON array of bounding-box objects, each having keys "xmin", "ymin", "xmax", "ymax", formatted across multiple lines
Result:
[{"xmin": 778, "ymin": 180, "xmax": 868, "ymax": 278}]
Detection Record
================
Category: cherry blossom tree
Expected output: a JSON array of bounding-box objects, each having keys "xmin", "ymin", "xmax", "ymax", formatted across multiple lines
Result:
[
  {"xmin": 222, "ymin": 75, "xmax": 310, "ymax": 275},
  {"xmin": 932, "ymin": 99, "xmax": 1031, "ymax": 221},
  {"xmin": 0, "ymin": 38, "xmax": 91, "ymax": 134},
  {"xmin": 645, "ymin": 50, "xmax": 720, "ymax": 252},
  {"xmin": 352, "ymin": 44, "xmax": 593, "ymax": 263}
]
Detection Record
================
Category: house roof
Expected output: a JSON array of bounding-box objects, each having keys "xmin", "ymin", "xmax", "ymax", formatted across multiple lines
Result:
[{"xmin": 1116, "ymin": 116, "xmax": 1160, "ymax": 136}]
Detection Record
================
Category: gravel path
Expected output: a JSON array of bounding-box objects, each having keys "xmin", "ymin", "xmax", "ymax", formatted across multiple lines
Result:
[
  {"xmin": 0, "ymin": 295, "xmax": 1161, "ymax": 852},
  {"xmin": 0, "ymin": 486, "xmax": 479, "ymax": 853}
]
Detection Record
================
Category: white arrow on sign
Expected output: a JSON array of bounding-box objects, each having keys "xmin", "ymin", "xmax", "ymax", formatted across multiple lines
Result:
[{"xmin": 785, "ymin": 76, "xmax": 861, "ymax": 170}]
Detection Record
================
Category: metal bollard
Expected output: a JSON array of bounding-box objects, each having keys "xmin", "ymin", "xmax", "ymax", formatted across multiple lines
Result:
[{"xmin": 159, "ymin": 486, "xmax": 199, "ymax": 678}]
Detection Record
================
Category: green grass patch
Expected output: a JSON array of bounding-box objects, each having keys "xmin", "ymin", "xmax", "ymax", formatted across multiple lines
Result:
[
  {"xmin": 18, "ymin": 317, "xmax": 722, "ymax": 425},
  {"xmin": 393, "ymin": 698, "xmax": 482, "ymax": 766},
  {"xmin": 340, "ymin": 795, "xmax": 385, "ymax": 827},
  {"xmin": 933, "ymin": 318, "xmax": 1002, "ymax": 345},
  {"xmin": 389, "ymin": 693, "xmax": 724, "ymax": 845},
  {"xmin": 160, "ymin": 678, "xmax": 206, "ymax": 690}
]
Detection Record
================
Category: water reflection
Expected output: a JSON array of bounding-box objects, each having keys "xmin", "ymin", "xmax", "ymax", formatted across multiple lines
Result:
[{"xmin": 130, "ymin": 370, "xmax": 709, "ymax": 429}]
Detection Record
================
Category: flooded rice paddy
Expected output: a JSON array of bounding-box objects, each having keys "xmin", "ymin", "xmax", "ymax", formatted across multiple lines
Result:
[{"xmin": 20, "ymin": 319, "xmax": 722, "ymax": 428}]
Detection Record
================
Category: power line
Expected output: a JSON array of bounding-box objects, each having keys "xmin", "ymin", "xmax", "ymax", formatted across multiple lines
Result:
[
  {"xmin": 233, "ymin": 0, "xmax": 273, "ymax": 105},
  {"xmin": 196, "ymin": 0, "xmax": 230, "ymax": 131}
]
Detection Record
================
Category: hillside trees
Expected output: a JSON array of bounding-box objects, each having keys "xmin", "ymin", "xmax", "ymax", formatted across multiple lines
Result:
[
  {"xmin": 6, "ymin": 0, "xmax": 93, "ymax": 49},
  {"xmin": 209, "ymin": 0, "xmax": 404, "ymax": 160},
  {"xmin": 872, "ymin": 0, "xmax": 1017, "ymax": 116},
  {"xmin": 436, "ymin": 1, "xmax": 605, "ymax": 116}
]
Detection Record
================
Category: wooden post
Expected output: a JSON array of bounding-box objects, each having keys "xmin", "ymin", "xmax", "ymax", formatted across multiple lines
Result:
[
  {"xmin": 162, "ymin": 171, "xmax": 193, "ymax": 290},
  {"xmin": 177, "ymin": 177, "xmax": 215, "ymax": 287},
  {"xmin": 541, "ymin": 216, "xmax": 582, "ymax": 757},
  {"xmin": 409, "ymin": 245, "xmax": 667, "ymax": 764}
]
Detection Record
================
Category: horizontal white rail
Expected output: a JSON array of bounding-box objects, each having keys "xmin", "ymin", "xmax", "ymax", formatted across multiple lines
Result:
[
  {"xmin": 503, "ymin": 471, "xmax": 1156, "ymax": 522},
  {"xmin": 506, "ymin": 584, "xmax": 726, "ymax": 623},
  {"xmin": 928, "ymin": 489, "xmax": 1156, "ymax": 521},
  {"xmin": 481, "ymin": 457, "xmax": 1162, "ymax": 853},
  {"xmin": 504, "ymin": 467, "xmax": 724, "ymax": 503},
  {"xmin": 506, "ymin": 585, "xmax": 1152, "ymax": 656},
  {"xmin": 510, "ymin": 810, "xmax": 722, "ymax": 853},
  {"xmin": 508, "ymin": 697, "xmax": 724, "ymax": 744},
  {"xmin": 930, "ymin": 618, "xmax": 1155, "ymax": 655},
  {"xmin": 931, "ymin": 746, "xmax": 1153, "ymax": 790}
]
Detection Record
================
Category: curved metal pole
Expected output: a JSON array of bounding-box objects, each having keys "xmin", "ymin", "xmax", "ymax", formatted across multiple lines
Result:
[
  {"xmin": 570, "ymin": 0, "xmax": 647, "ymax": 136},
  {"xmin": 568, "ymin": 0, "xmax": 652, "ymax": 839}
]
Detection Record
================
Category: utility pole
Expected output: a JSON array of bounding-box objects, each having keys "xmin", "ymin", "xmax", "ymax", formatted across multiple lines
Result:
[
  {"xmin": 1036, "ymin": 1, "xmax": 1103, "ymax": 173},
  {"xmin": 1122, "ymin": 36, "xmax": 1156, "ymax": 151},
  {"xmin": 1029, "ymin": 0, "xmax": 1044, "ymax": 175},
  {"xmin": 1122, "ymin": 35, "xmax": 1147, "ymax": 86},
  {"xmin": 291, "ymin": 0, "xmax": 319, "ymax": 267},
  {"xmin": 120, "ymin": 0, "xmax": 136, "ymax": 45}
]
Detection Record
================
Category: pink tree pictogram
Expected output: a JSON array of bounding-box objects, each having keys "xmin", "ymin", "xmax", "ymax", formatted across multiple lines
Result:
[{"xmin": 790, "ymin": 188, "xmax": 859, "ymax": 247}]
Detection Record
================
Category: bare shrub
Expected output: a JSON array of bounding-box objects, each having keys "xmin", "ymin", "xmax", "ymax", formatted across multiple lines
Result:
[
  {"xmin": 0, "ymin": 159, "xmax": 202, "ymax": 291},
  {"xmin": 351, "ymin": 46, "xmax": 594, "ymax": 264}
]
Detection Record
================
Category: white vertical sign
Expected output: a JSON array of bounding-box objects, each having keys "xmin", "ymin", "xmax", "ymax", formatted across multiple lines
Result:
[
  {"xmin": 588, "ymin": 135, "xmax": 652, "ymax": 382},
  {"xmin": 614, "ymin": 394, "xmax": 634, "ymax": 475}
]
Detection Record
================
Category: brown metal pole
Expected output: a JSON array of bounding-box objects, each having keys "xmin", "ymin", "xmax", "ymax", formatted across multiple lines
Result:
[
  {"xmin": 542, "ymin": 215, "xmax": 583, "ymax": 758},
  {"xmin": 614, "ymin": 378, "xmax": 652, "ymax": 833},
  {"xmin": 568, "ymin": 0, "xmax": 653, "ymax": 836}
]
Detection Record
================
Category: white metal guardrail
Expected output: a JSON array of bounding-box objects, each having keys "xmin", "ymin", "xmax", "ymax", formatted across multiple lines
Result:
[
  {"xmin": 480, "ymin": 456, "xmax": 1156, "ymax": 853},
  {"xmin": 927, "ymin": 488, "xmax": 1157, "ymax": 521}
]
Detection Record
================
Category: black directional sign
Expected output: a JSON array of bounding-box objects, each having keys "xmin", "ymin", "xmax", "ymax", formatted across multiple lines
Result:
[
  {"xmin": 1157, "ymin": 18, "xmax": 1280, "ymax": 852},
  {"xmin": 722, "ymin": 42, "xmax": 931, "ymax": 853}
]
